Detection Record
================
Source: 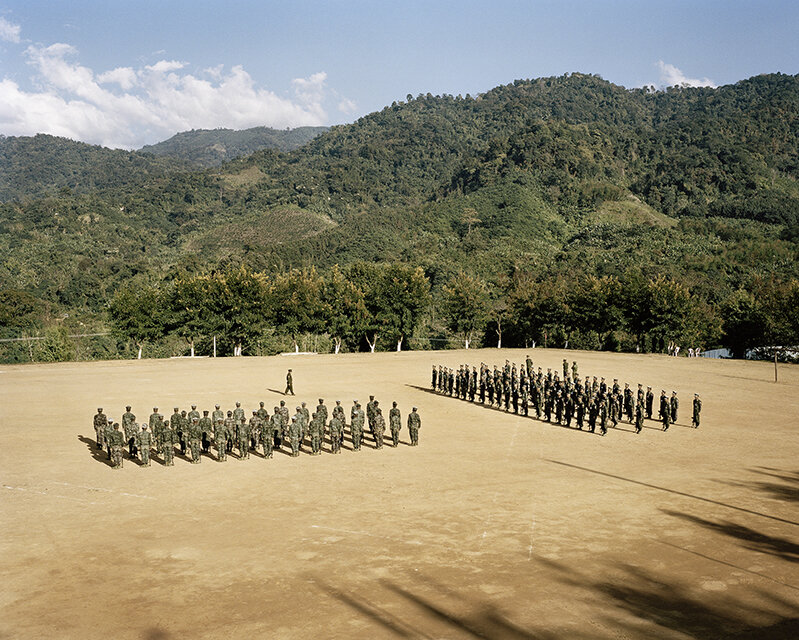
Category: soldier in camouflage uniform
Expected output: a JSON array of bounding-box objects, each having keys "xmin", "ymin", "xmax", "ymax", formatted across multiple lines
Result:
[
  {"xmin": 247, "ymin": 411, "xmax": 261, "ymax": 457},
  {"xmin": 329, "ymin": 412, "xmax": 343, "ymax": 454},
  {"xmin": 289, "ymin": 415, "xmax": 302, "ymax": 457},
  {"xmin": 122, "ymin": 406, "xmax": 137, "ymax": 457},
  {"xmin": 407, "ymin": 407, "xmax": 421, "ymax": 445},
  {"xmin": 108, "ymin": 423, "xmax": 125, "ymax": 469},
  {"xmin": 659, "ymin": 390, "xmax": 670, "ymax": 431},
  {"xmin": 237, "ymin": 414, "xmax": 252, "ymax": 459},
  {"xmin": 188, "ymin": 417, "xmax": 202, "ymax": 463},
  {"xmin": 278, "ymin": 400, "xmax": 290, "ymax": 448},
  {"xmin": 169, "ymin": 407, "xmax": 183, "ymax": 455},
  {"xmin": 232, "ymin": 402, "xmax": 245, "ymax": 446},
  {"xmin": 224, "ymin": 410, "xmax": 236, "ymax": 456},
  {"xmin": 351, "ymin": 401, "xmax": 364, "ymax": 451},
  {"xmin": 138, "ymin": 424, "xmax": 152, "ymax": 466},
  {"xmin": 389, "ymin": 401, "xmax": 402, "ymax": 447},
  {"xmin": 692, "ymin": 394, "xmax": 701, "ymax": 428},
  {"xmin": 148, "ymin": 408, "xmax": 162, "ymax": 455},
  {"xmin": 261, "ymin": 408, "xmax": 278, "ymax": 458},
  {"xmin": 309, "ymin": 412, "xmax": 322, "ymax": 455},
  {"xmin": 160, "ymin": 417, "xmax": 175, "ymax": 465},
  {"xmin": 635, "ymin": 400, "xmax": 644, "ymax": 434},
  {"xmin": 199, "ymin": 410, "xmax": 213, "ymax": 453},
  {"xmin": 214, "ymin": 412, "xmax": 228, "ymax": 461},
  {"xmin": 93, "ymin": 408, "xmax": 107, "ymax": 450},
  {"xmin": 373, "ymin": 407, "xmax": 386, "ymax": 449},
  {"xmin": 366, "ymin": 396, "xmax": 377, "ymax": 437}
]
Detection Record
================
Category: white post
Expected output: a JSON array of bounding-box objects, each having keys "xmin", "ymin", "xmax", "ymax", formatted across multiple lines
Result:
[{"xmin": 213, "ymin": 336, "xmax": 217, "ymax": 358}]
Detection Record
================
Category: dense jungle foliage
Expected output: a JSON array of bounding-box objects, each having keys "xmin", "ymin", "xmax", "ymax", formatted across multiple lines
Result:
[{"xmin": 1, "ymin": 72, "xmax": 798, "ymax": 363}]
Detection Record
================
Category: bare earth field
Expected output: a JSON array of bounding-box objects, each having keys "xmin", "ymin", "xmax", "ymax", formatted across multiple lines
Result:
[{"xmin": 1, "ymin": 349, "xmax": 797, "ymax": 639}]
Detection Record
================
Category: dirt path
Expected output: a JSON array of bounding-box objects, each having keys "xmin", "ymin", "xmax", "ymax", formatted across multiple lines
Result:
[{"xmin": 1, "ymin": 349, "xmax": 797, "ymax": 639}]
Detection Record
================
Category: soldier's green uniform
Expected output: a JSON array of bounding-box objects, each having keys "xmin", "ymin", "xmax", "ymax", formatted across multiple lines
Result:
[
  {"xmin": 670, "ymin": 392, "xmax": 679, "ymax": 424},
  {"xmin": 285, "ymin": 369, "xmax": 294, "ymax": 395},
  {"xmin": 122, "ymin": 406, "xmax": 137, "ymax": 457},
  {"xmin": 692, "ymin": 394, "xmax": 702, "ymax": 428},
  {"xmin": 635, "ymin": 401, "xmax": 644, "ymax": 434},
  {"xmin": 407, "ymin": 408, "xmax": 421, "ymax": 445},
  {"xmin": 373, "ymin": 408, "xmax": 386, "ymax": 449},
  {"xmin": 233, "ymin": 402, "xmax": 245, "ymax": 445},
  {"xmin": 289, "ymin": 416, "xmax": 302, "ymax": 457},
  {"xmin": 659, "ymin": 391, "xmax": 670, "ymax": 431},
  {"xmin": 248, "ymin": 412, "xmax": 261, "ymax": 454},
  {"xmin": 389, "ymin": 402, "xmax": 401, "ymax": 447},
  {"xmin": 199, "ymin": 411, "xmax": 212, "ymax": 453},
  {"xmin": 278, "ymin": 401, "xmax": 289, "ymax": 447},
  {"xmin": 366, "ymin": 396, "xmax": 377, "ymax": 436},
  {"xmin": 351, "ymin": 401, "xmax": 364, "ymax": 451},
  {"xmin": 188, "ymin": 417, "xmax": 202, "ymax": 463},
  {"xmin": 215, "ymin": 415, "xmax": 228, "ymax": 462},
  {"xmin": 263, "ymin": 409, "xmax": 280, "ymax": 458},
  {"xmin": 309, "ymin": 413, "xmax": 322, "ymax": 455},
  {"xmin": 161, "ymin": 419, "xmax": 176, "ymax": 465},
  {"xmin": 108, "ymin": 424, "xmax": 125, "ymax": 468},
  {"xmin": 329, "ymin": 415, "xmax": 343, "ymax": 453},
  {"xmin": 170, "ymin": 408, "xmax": 183, "ymax": 455},
  {"xmin": 104, "ymin": 420, "xmax": 114, "ymax": 459},
  {"xmin": 188, "ymin": 405, "xmax": 200, "ymax": 453},
  {"xmin": 148, "ymin": 408, "xmax": 162, "ymax": 454},
  {"xmin": 138, "ymin": 425, "xmax": 152, "ymax": 466},
  {"xmin": 93, "ymin": 408, "xmax": 107, "ymax": 449},
  {"xmin": 223, "ymin": 411, "xmax": 235, "ymax": 456},
  {"xmin": 238, "ymin": 414, "xmax": 252, "ymax": 459}
]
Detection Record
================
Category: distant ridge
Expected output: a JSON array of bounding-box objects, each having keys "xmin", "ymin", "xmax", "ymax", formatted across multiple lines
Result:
[{"xmin": 139, "ymin": 125, "xmax": 329, "ymax": 167}]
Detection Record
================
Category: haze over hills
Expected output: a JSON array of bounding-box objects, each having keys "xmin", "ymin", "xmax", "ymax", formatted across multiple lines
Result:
[
  {"xmin": 139, "ymin": 125, "xmax": 330, "ymax": 167},
  {"xmin": 0, "ymin": 72, "xmax": 797, "ymax": 361}
]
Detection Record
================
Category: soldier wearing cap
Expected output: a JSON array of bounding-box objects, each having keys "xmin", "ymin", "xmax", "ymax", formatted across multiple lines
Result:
[
  {"xmin": 108, "ymin": 423, "xmax": 125, "ymax": 469},
  {"xmin": 93, "ymin": 407, "xmax": 107, "ymax": 450},
  {"xmin": 407, "ymin": 407, "xmax": 421, "ymax": 445},
  {"xmin": 122, "ymin": 405, "xmax": 137, "ymax": 457},
  {"xmin": 138, "ymin": 424, "xmax": 152, "ymax": 466},
  {"xmin": 350, "ymin": 400, "xmax": 364, "ymax": 451},
  {"xmin": 389, "ymin": 401, "xmax": 402, "ymax": 447},
  {"xmin": 692, "ymin": 393, "xmax": 702, "ymax": 428},
  {"xmin": 285, "ymin": 369, "xmax": 294, "ymax": 395}
]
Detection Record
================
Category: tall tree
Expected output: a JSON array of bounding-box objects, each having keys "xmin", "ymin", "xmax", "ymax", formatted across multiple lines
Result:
[{"xmin": 442, "ymin": 272, "xmax": 489, "ymax": 348}]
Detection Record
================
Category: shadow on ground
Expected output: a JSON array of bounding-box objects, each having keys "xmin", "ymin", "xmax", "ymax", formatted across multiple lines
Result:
[{"xmin": 532, "ymin": 555, "xmax": 799, "ymax": 639}]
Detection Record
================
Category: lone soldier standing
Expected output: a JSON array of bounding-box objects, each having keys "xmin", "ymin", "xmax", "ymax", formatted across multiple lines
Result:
[
  {"xmin": 285, "ymin": 369, "xmax": 295, "ymax": 395},
  {"xmin": 138, "ymin": 424, "xmax": 152, "ymax": 466},
  {"xmin": 407, "ymin": 407, "xmax": 421, "ymax": 445},
  {"xmin": 93, "ymin": 407, "xmax": 107, "ymax": 450},
  {"xmin": 122, "ymin": 406, "xmax": 137, "ymax": 458},
  {"xmin": 108, "ymin": 423, "xmax": 125, "ymax": 469},
  {"xmin": 389, "ymin": 402, "xmax": 402, "ymax": 447},
  {"xmin": 692, "ymin": 394, "xmax": 702, "ymax": 428}
]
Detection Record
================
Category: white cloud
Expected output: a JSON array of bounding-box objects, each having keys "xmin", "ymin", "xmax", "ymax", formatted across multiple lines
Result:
[
  {"xmin": 97, "ymin": 67, "xmax": 138, "ymax": 91},
  {"xmin": 338, "ymin": 98, "xmax": 357, "ymax": 114},
  {"xmin": 0, "ymin": 17, "xmax": 21, "ymax": 43},
  {"xmin": 0, "ymin": 42, "xmax": 330, "ymax": 149},
  {"xmin": 657, "ymin": 61, "xmax": 716, "ymax": 88}
]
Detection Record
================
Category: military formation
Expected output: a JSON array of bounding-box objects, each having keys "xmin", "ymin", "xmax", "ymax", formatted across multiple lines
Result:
[
  {"xmin": 432, "ymin": 356, "xmax": 701, "ymax": 436},
  {"xmin": 92, "ymin": 398, "xmax": 421, "ymax": 469}
]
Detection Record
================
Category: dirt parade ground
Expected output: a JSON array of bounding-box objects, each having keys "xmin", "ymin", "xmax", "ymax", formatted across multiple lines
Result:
[{"xmin": 0, "ymin": 349, "xmax": 797, "ymax": 639}]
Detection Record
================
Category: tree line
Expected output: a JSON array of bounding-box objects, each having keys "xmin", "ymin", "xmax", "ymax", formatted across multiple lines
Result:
[{"xmin": 105, "ymin": 264, "xmax": 799, "ymax": 361}]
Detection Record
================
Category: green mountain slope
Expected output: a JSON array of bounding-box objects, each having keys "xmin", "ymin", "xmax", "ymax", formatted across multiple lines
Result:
[
  {"xmin": 139, "ymin": 125, "xmax": 329, "ymax": 167},
  {"xmin": 1, "ymin": 73, "xmax": 798, "ymax": 360}
]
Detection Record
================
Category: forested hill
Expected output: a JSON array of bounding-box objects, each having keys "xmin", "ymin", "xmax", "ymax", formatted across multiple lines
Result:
[
  {"xmin": 0, "ymin": 134, "xmax": 190, "ymax": 202},
  {"xmin": 1, "ymin": 72, "xmax": 798, "ymax": 362},
  {"xmin": 139, "ymin": 125, "xmax": 329, "ymax": 167}
]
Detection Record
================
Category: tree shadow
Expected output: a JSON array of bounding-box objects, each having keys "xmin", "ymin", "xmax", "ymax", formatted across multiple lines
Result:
[
  {"xmin": 77, "ymin": 435, "xmax": 114, "ymax": 467},
  {"xmin": 661, "ymin": 509, "xmax": 799, "ymax": 563},
  {"xmin": 313, "ymin": 573, "xmax": 550, "ymax": 639},
  {"xmin": 532, "ymin": 554, "xmax": 799, "ymax": 639}
]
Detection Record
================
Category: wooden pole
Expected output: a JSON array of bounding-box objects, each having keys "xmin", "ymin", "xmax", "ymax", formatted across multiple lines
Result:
[{"xmin": 774, "ymin": 352, "xmax": 778, "ymax": 383}]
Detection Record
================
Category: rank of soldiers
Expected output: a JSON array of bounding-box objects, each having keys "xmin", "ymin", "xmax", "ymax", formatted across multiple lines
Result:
[
  {"xmin": 92, "ymin": 398, "xmax": 422, "ymax": 469},
  {"xmin": 431, "ymin": 357, "xmax": 701, "ymax": 436}
]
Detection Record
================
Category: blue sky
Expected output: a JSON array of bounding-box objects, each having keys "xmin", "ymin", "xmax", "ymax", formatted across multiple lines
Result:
[{"xmin": 0, "ymin": 1, "xmax": 796, "ymax": 148}]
